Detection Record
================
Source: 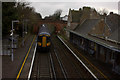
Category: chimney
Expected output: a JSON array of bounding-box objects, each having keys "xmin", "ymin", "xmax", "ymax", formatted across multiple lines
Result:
[
  {"xmin": 79, "ymin": 8, "xmax": 81, "ymax": 11},
  {"xmin": 110, "ymin": 12, "xmax": 113, "ymax": 15},
  {"xmin": 90, "ymin": 9, "xmax": 94, "ymax": 19}
]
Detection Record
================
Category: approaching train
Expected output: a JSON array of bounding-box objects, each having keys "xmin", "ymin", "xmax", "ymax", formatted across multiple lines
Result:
[{"xmin": 37, "ymin": 24, "xmax": 51, "ymax": 51}]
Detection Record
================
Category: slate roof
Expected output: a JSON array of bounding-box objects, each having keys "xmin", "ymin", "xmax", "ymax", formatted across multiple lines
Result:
[
  {"xmin": 105, "ymin": 14, "xmax": 120, "ymax": 42},
  {"xmin": 106, "ymin": 14, "xmax": 120, "ymax": 33},
  {"xmin": 88, "ymin": 19, "xmax": 111, "ymax": 38},
  {"xmin": 74, "ymin": 19, "xmax": 100, "ymax": 35},
  {"xmin": 108, "ymin": 27, "xmax": 120, "ymax": 42}
]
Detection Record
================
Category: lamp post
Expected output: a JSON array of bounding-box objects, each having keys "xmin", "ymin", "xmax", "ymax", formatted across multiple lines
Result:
[{"xmin": 11, "ymin": 20, "xmax": 19, "ymax": 61}]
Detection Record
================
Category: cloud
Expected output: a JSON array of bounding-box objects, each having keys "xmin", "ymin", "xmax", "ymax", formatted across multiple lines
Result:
[{"xmin": 28, "ymin": 2, "xmax": 118, "ymax": 18}]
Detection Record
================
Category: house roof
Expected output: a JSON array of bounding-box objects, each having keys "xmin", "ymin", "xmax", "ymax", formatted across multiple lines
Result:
[
  {"xmin": 105, "ymin": 14, "xmax": 120, "ymax": 42},
  {"xmin": 88, "ymin": 19, "xmax": 111, "ymax": 38},
  {"xmin": 106, "ymin": 14, "xmax": 119, "ymax": 33},
  {"xmin": 74, "ymin": 19, "xmax": 100, "ymax": 34},
  {"xmin": 108, "ymin": 27, "xmax": 120, "ymax": 42}
]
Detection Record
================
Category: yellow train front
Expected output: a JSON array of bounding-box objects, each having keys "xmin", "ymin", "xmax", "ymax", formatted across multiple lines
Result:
[{"xmin": 37, "ymin": 24, "xmax": 51, "ymax": 52}]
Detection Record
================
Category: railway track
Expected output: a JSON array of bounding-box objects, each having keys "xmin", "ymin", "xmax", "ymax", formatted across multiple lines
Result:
[
  {"xmin": 51, "ymin": 36, "xmax": 80, "ymax": 79},
  {"xmin": 50, "ymin": 45, "xmax": 68, "ymax": 79},
  {"xmin": 30, "ymin": 51, "xmax": 52, "ymax": 79},
  {"xmin": 29, "ymin": 43, "xmax": 68, "ymax": 79},
  {"xmin": 28, "ymin": 34, "xmax": 99, "ymax": 80},
  {"xmin": 28, "ymin": 43, "xmax": 69, "ymax": 80},
  {"xmin": 51, "ymin": 35, "xmax": 97, "ymax": 79},
  {"xmin": 58, "ymin": 35, "xmax": 112, "ymax": 80}
]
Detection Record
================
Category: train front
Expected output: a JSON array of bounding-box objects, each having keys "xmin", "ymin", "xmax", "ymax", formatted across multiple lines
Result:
[{"xmin": 37, "ymin": 24, "xmax": 51, "ymax": 52}]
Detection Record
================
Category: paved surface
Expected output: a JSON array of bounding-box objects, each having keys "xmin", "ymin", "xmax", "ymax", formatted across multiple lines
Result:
[
  {"xmin": 19, "ymin": 36, "xmax": 36, "ymax": 79},
  {"xmin": 2, "ymin": 35, "xmax": 10, "ymax": 56},
  {"xmin": 2, "ymin": 34, "xmax": 35, "ymax": 79}
]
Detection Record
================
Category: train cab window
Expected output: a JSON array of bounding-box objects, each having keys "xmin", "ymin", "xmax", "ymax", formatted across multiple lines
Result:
[
  {"xmin": 47, "ymin": 36, "xmax": 50, "ymax": 43},
  {"xmin": 37, "ymin": 36, "xmax": 42, "ymax": 42}
]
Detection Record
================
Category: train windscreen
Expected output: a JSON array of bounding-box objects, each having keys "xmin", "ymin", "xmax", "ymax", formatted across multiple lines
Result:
[
  {"xmin": 47, "ymin": 37, "xmax": 50, "ymax": 43},
  {"xmin": 37, "ymin": 36, "xmax": 42, "ymax": 42},
  {"xmin": 38, "ymin": 35, "xmax": 50, "ymax": 43}
]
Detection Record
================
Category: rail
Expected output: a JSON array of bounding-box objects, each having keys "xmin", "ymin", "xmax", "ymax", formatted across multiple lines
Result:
[
  {"xmin": 53, "ymin": 49, "xmax": 68, "ymax": 80},
  {"xmin": 49, "ymin": 52, "xmax": 57, "ymax": 80},
  {"xmin": 28, "ymin": 43, "xmax": 37, "ymax": 80},
  {"xmin": 57, "ymin": 35, "xmax": 99, "ymax": 80}
]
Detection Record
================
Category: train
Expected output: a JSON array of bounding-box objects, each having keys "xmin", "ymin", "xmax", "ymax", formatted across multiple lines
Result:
[{"xmin": 37, "ymin": 24, "xmax": 51, "ymax": 52}]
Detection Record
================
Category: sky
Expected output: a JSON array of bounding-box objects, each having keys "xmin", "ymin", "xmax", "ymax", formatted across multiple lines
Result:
[{"xmin": 19, "ymin": 0, "xmax": 120, "ymax": 18}]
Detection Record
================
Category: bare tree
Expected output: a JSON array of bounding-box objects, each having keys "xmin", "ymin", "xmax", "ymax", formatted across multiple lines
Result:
[
  {"xmin": 53, "ymin": 9, "xmax": 62, "ymax": 16},
  {"xmin": 52, "ymin": 9, "xmax": 62, "ymax": 20},
  {"xmin": 98, "ymin": 8, "xmax": 108, "ymax": 15}
]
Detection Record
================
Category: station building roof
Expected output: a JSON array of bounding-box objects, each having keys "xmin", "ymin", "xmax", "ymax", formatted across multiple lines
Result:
[{"xmin": 66, "ymin": 28, "xmax": 120, "ymax": 52}]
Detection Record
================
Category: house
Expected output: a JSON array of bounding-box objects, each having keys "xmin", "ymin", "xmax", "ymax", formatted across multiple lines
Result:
[
  {"xmin": 66, "ymin": 7, "xmax": 100, "ymax": 38},
  {"xmin": 67, "ymin": 8, "xmax": 81, "ymax": 30},
  {"xmin": 66, "ymin": 8, "xmax": 81, "ymax": 38}
]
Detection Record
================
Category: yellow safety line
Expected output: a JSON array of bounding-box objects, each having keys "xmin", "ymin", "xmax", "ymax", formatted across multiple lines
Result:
[
  {"xmin": 16, "ymin": 35, "xmax": 36, "ymax": 80},
  {"xmin": 61, "ymin": 36, "xmax": 109, "ymax": 80}
]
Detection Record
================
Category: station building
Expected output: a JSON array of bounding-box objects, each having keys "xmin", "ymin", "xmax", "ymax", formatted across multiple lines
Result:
[{"xmin": 65, "ymin": 7, "xmax": 120, "ymax": 74}]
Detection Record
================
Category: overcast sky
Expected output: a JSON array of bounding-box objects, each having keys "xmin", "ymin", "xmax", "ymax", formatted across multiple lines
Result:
[{"xmin": 23, "ymin": 0, "xmax": 120, "ymax": 18}]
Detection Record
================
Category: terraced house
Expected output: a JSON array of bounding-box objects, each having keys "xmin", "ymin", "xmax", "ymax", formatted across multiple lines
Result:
[{"xmin": 66, "ymin": 7, "xmax": 120, "ymax": 74}]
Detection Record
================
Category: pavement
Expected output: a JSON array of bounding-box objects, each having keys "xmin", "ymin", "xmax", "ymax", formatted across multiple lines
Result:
[{"xmin": 2, "ymin": 34, "xmax": 36, "ymax": 79}]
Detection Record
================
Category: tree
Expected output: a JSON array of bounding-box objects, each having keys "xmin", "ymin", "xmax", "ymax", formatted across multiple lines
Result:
[
  {"xmin": 2, "ymin": 2, "xmax": 17, "ymax": 35},
  {"xmin": 51, "ymin": 9, "xmax": 62, "ymax": 20},
  {"xmin": 2, "ymin": 2, "xmax": 42, "ymax": 36},
  {"xmin": 98, "ymin": 8, "xmax": 108, "ymax": 15},
  {"xmin": 53, "ymin": 9, "xmax": 62, "ymax": 16}
]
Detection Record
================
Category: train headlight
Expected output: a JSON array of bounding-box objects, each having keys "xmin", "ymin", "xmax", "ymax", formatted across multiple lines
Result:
[
  {"xmin": 38, "ymin": 42, "xmax": 41, "ymax": 46},
  {"xmin": 47, "ymin": 42, "xmax": 50, "ymax": 46}
]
